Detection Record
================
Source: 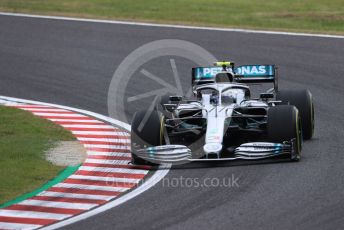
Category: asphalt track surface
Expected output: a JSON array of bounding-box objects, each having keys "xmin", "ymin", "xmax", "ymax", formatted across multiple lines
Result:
[{"xmin": 1, "ymin": 15, "xmax": 344, "ymax": 230}]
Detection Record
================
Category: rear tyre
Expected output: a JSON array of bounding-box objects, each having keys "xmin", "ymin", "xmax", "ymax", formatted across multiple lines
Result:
[
  {"xmin": 267, "ymin": 105, "xmax": 302, "ymax": 161},
  {"xmin": 156, "ymin": 94, "xmax": 170, "ymax": 112},
  {"xmin": 276, "ymin": 89, "xmax": 314, "ymax": 140},
  {"xmin": 131, "ymin": 110, "xmax": 165, "ymax": 165}
]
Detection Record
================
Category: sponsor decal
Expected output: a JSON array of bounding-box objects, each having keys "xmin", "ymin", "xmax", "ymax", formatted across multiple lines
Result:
[
  {"xmin": 194, "ymin": 65, "xmax": 274, "ymax": 79},
  {"xmin": 242, "ymin": 142, "xmax": 281, "ymax": 147},
  {"xmin": 207, "ymin": 136, "xmax": 221, "ymax": 142},
  {"xmin": 195, "ymin": 67, "xmax": 222, "ymax": 79},
  {"xmin": 237, "ymin": 142, "xmax": 283, "ymax": 152},
  {"xmin": 235, "ymin": 65, "xmax": 274, "ymax": 76}
]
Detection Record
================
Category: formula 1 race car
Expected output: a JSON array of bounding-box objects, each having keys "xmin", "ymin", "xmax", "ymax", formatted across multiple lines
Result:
[{"xmin": 130, "ymin": 61, "xmax": 314, "ymax": 165}]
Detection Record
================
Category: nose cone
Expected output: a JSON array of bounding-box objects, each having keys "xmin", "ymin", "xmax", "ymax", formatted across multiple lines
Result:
[{"xmin": 203, "ymin": 143, "xmax": 222, "ymax": 154}]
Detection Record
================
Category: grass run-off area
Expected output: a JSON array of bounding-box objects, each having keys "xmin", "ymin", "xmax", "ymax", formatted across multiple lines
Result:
[
  {"xmin": 0, "ymin": 106, "xmax": 75, "ymax": 204},
  {"xmin": 0, "ymin": 0, "xmax": 343, "ymax": 34}
]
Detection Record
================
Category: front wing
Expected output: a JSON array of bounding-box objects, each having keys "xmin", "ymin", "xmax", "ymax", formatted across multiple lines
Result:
[{"xmin": 132, "ymin": 139, "xmax": 298, "ymax": 164}]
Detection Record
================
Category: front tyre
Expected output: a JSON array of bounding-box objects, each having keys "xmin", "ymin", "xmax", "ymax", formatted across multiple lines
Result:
[
  {"xmin": 267, "ymin": 105, "xmax": 302, "ymax": 161},
  {"xmin": 131, "ymin": 110, "xmax": 165, "ymax": 165}
]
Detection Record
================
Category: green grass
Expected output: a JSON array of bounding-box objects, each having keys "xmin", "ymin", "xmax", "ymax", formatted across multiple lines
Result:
[
  {"xmin": 0, "ymin": 0, "xmax": 343, "ymax": 34},
  {"xmin": 0, "ymin": 106, "xmax": 75, "ymax": 204}
]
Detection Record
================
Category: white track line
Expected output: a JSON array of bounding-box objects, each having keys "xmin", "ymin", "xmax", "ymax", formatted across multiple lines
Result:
[
  {"xmin": 11, "ymin": 104, "xmax": 49, "ymax": 108},
  {"xmin": 77, "ymin": 137, "xmax": 129, "ymax": 143},
  {"xmin": 20, "ymin": 108, "xmax": 72, "ymax": 112},
  {"xmin": 54, "ymin": 183, "xmax": 128, "ymax": 193},
  {"xmin": 72, "ymin": 131, "xmax": 125, "ymax": 135},
  {"xmin": 69, "ymin": 175, "xmax": 140, "ymax": 183},
  {"xmin": 32, "ymin": 113, "xmax": 87, "ymax": 117},
  {"xmin": 86, "ymin": 151, "xmax": 131, "ymax": 157},
  {"xmin": 84, "ymin": 159, "xmax": 130, "ymax": 165},
  {"xmin": 61, "ymin": 125, "xmax": 115, "ymax": 129},
  {"xmin": 86, "ymin": 151, "xmax": 130, "ymax": 155},
  {"xmin": 78, "ymin": 166, "xmax": 148, "ymax": 174},
  {"xmin": 0, "ymin": 222, "xmax": 41, "ymax": 230},
  {"xmin": 20, "ymin": 200, "xmax": 96, "ymax": 210},
  {"xmin": 83, "ymin": 144, "xmax": 130, "ymax": 149},
  {"xmin": 49, "ymin": 119, "xmax": 103, "ymax": 123},
  {"xmin": 39, "ymin": 192, "xmax": 115, "ymax": 201},
  {"xmin": 0, "ymin": 210, "xmax": 70, "ymax": 220},
  {"xmin": 0, "ymin": 12, "xmax": 343, "ymax": 39}
]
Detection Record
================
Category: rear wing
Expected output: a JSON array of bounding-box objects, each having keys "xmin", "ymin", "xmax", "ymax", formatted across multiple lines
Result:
[
  {"xmin": 192, "ymin": 64, "xmax": 278, "ymax": 90},
  {"xmin": 191, "ymin": 66, "xmax": 223, "ymax": 85}
]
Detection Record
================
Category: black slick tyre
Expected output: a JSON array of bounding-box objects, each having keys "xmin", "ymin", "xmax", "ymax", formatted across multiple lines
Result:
[
  {"xmin": 267, "ymin": 105, "xmax": 302, "ymax": 161},
  {"xmin": 131, "ymin": 110, "xmax": 165, "ymax": 165},
  {"xmin": 276, "ymin": 89, "xmax": 314, "ymax": 140}
]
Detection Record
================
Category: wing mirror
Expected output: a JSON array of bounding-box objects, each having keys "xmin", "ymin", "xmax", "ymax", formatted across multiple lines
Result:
[
  {"xmin": 169, "ymin": 96, "xmax": 183, "ymax": 102},
  {"xmin": 260, "ymin": 93, "xmax": 274, "ymax": 99},
  {"xmin": 164, "ymin": 104, "xmax": 178, "ymax": 113}
]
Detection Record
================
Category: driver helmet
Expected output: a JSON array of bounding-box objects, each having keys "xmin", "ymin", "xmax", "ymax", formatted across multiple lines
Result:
[{"xmin": 215, "ymin": 71, "xmax": 234, "ymax": 83}]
